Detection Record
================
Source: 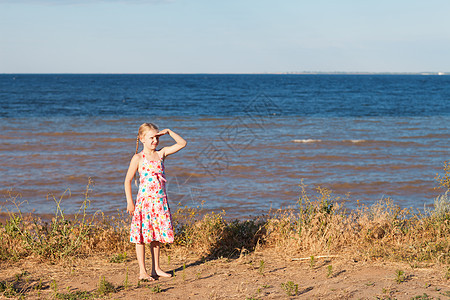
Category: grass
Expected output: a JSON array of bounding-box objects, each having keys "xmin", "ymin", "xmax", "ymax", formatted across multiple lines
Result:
[
  {"xmin": 4, "ymin": 180, "xmax": 95, "ymax": 261},
  {"xmin": 258, "ymin": 260, "xmax": 265, "ymax": 275},
  {"xmin": 445, "ymin": 266, "xmax": 450, "ymax": 280},
  {"xmin": 0, "ymin": 280, "xmax": 19, "ymax": 298},
  {"xmin": 1, "ymin": 176, "xmax": 449, "ymax": 266},
  {"xmin": 124, "ymin": 267, "xmax": 129, "ymax": 290},
  {"xmin": 327, "ymin": 265, "xmax": 333, "ymax": 278},
  {"xmin": 1, "ymin": 169, "xmax": 450, "ymax": 265},
  {"xmin": 182, "ymin": 262, "xmax": 186, "ymax": 281},
  {"xmin": 150, "ymin": 284, "xmax": 162, "ymax": 293},
  {"xmin": 281, "ymin": 281, "xmax": 298, "ymax": 296},
  {"xmin": 109, "ymin": 252, "xmax": 127, "ymax": 263},
  {"xmin": 440, "ymin": 290, "xmax": 450, "ymax": 297},
  {"xmin": 395, "ymin": 269, "xmax": 406, "ymax": 284},
  {"xmin": 0, "ymin": 268, "xmax": 125, "ymax": 299},
  {"xmin": 1, "ymin": 178, "xmax": 132, "ymax": 263},
  {"xmin": 0, "ymin": 271, "xmax": 46, "ymax": 299},
  {"xmin": 0, "ymin": 164, "xmax": 449, "ymax": 298},
  {"xmin": 411, "ymin": 293, "xmax": 434, "ymax": 300},
  {"xmin": 96, "ymin": 276, "xmax": 116, "ymax": 296},
  {"xmin": 54, "ymin": 290, "xmax": 93, "ymax": 300},
  {"xmin": 310, "ymin": 255, "xmax": 315, "ymax": 269}
]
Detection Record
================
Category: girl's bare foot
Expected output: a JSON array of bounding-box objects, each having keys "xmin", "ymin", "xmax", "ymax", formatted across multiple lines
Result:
[
  {"xmin": 153, "ymin": 269, "xmax": 172, "ymax": 278},
  {"xmin": 139, "ymin": 273, "xmax": 155, "ymax": 281}
]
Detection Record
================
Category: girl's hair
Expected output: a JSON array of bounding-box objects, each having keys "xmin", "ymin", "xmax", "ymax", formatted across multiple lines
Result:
[
  {"xmin": 134, "ymin": 122, "xmax": 159, "ymax": 186},
  {"xmin": 135, "ymin": 122, "xmax": 159, "ymax": 155}
]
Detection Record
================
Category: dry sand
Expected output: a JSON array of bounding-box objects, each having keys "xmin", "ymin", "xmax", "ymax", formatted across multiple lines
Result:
[{"xmin": 1, "ymin": 249, "xmax": 449, "ymax": 299}]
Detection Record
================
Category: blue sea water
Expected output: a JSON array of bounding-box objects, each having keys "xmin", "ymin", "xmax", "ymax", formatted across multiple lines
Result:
[
  {"xmin": 1, "ymin": 74, "xmax": 449, "ymax": 218},
  {"xmin": 2, "ymin": 74, "xmax": 450, "ymax": 118}
]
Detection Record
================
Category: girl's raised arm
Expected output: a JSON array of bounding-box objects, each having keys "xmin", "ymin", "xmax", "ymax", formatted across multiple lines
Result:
[
  {"xmin": 157, "ymin": 129, "xmax": 187, "ymax": 158},
  {"xmin": 124, "ymin": 154, "xmax": 140, "ymax": 215}
]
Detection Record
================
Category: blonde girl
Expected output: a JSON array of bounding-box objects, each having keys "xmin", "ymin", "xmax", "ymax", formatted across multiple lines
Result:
[{"xmin": 124, "ymin": 123, "xmax": 187, "ymax": 281}]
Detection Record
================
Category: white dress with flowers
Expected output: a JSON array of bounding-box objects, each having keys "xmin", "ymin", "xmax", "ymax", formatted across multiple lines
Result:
[{"xmin": 130, "ymin": 151, "xmax": 174, "ymax": 244}]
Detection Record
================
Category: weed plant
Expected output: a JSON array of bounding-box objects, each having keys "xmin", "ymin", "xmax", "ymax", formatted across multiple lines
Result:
[
  {"xmin": 96, "ymin": 276, "xmax": 116, "ymax": 296},
  {"xmin": 109, "ymin": 252, "xmax": 127, "ymax": 263},
  {"xmin": 0, "ymin": 271, "xmax": 39, "ymax": 299},
  {"xmin": 54, "ymin": 290, "xmax": 93, "ymax": 300},
  {"xmin": 258, "ymin": 260, "xmax": 265, "ymax": 275},
  {"xmin": 395, "ymin": 269, "xmax": 405, "ymax": 284},
  {"xmin": 435, "ymin": 161, "xmax": 450, "ymax": 191},
  {"xmin": 150, "ymin": 284, "xmax": 162, "ymax": 293},
  {"xmin": 309, "ymin": 256, "xmax": 315, "ymax": 269},
  {"xmin": 281, "ymin": 281, "xmax": 298, "ymax": 296},
  {"xmin": 411, "ymin": 293, "xmax": 433, "ymax": 300},
  {"xmin": 327, "ymin": 265, "xmax": 333, "ymax": 278}
]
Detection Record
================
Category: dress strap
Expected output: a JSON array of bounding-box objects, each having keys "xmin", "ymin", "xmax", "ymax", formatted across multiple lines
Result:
[{"xmin": 157, "ymin": 150, "xmax": 164, "ymax": 161}]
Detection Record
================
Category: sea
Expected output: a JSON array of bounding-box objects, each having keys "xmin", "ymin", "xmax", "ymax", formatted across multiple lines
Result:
[{"xmin": 1, "ymin": 74, "xmax": 449, "ymax": 218}]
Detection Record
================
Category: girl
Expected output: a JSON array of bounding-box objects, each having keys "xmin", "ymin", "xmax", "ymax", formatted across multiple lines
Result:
[{"xmin": 124, "ymin": 123, "xmax": 187, "ymax": 281}]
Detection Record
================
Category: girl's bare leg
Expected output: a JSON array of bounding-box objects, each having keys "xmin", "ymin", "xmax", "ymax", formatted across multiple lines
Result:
[
  {"xmin": 150, "ymin": 241, "xmax": 172, "ymax": 277},
  {"xmin": 136, "ymin": 243, "xmax": 153, "ymax": 280}
]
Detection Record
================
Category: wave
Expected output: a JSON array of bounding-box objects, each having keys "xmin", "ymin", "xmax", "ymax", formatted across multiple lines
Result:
[
  {"xmin": 292, "ymin": 139, "xmax": 322, "ymax": 143},
  {"xmin": 347, "ymin": 139, "xmax": 366, "ymax": 143},
  {"xmin": 289, "ymin": 139, "xmax": 428, "ymax": 147},
  {"xmin": 292, "ymin": 139, "xmax": 366, "ymax": 144}
]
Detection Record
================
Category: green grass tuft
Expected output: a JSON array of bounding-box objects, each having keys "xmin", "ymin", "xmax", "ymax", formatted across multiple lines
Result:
[{"xmin": 281, "ymin": 281, "xmax": 298, "ymax": 296}]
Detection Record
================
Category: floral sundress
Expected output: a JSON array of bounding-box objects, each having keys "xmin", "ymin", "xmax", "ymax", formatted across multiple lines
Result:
[{"xmin": 130, "ymin": 151, "xmax": 174, "ymax": 244}]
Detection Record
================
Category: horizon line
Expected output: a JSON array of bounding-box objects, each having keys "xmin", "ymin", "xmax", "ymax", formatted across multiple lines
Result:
[{"xmin": 1, "ymin": 71, "xmax": 449, "ymax": 75}]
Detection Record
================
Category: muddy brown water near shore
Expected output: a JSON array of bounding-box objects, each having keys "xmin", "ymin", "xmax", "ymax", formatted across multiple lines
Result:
[{"xmin": 1, "ymin": 116, "xmax": 448, "ymax": 219}]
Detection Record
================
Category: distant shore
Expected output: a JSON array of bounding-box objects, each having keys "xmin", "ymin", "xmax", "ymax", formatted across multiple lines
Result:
[{"xmin": 1, "ymin": 71, "xmax": 449, "ymax": 75}]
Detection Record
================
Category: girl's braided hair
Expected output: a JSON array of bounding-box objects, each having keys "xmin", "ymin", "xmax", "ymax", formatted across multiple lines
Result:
[{"xmin": 134, "ymin": 123, "xmax": 159, "ymax": 186}]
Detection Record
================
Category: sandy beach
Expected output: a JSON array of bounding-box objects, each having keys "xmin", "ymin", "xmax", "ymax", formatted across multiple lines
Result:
[{"xmin": 1, "ymin": 249, "xmax": 449, "ymax": 299}]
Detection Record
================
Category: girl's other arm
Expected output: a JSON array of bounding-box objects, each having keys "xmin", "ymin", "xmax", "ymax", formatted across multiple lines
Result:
[
  {"xmin": 157, "ymin": 129, "xmax": 187, "ymax": 158},
  {"xmin": 124, "ymin": 154, "xmax": 140, "ymax": 215}
]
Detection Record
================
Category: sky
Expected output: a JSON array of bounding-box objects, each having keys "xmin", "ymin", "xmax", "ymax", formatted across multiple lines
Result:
[{"xmin": 0, "ymin": 0, "xmax": 449, "ymax": 73}]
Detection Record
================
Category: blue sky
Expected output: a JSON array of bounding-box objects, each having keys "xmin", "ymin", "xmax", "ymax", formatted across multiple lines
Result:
[{"xmin": 0, "ymin": 0, "xmax": 449, "ymax": 73}]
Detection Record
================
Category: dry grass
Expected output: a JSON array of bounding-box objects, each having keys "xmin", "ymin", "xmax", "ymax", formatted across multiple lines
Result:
[
  {"xmin": 264, "ymin": 185, "xmax": 449, "ymax": 264},
  {"xmin": 1, "ymin": 163, "xmax": 449, "ymax": 267},
  {"xmin": 0, "ymin": 179, "xmax": 133, "ymax": 263}
]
